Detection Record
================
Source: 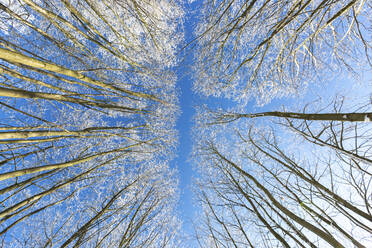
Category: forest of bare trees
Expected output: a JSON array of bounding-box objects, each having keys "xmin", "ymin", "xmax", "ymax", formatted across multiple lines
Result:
[{"xmin": 0, "ymin": 0, "xmax": 371, "ymax": 247}]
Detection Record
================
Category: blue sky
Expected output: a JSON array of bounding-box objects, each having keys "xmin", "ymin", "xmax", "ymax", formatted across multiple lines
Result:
[
  {"xmin": 173, "ymin": 2, "xmax": 256, "ymax": 241},
  {"xmin": 173, "ymin": 2, "xmax": 200, "ymax": 241}
]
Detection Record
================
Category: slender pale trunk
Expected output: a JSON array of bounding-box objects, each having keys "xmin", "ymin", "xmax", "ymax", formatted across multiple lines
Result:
[
  {"xmin": 0, "ymin": 140, "xmax": 146, "ymax": 181},
  {"xmin": 0, "ymin": 87, "xmax": 145, "ymax": 113},
  {"xmin": 246, "ymin": 111, "xmax": 372, "ymax": 121},
  {"xmin": 0, "ymin": 47, "xmax": 161, "ymax": 103},
  {"xmin": 0, "ymin": 170, "xmax": 57, "ymax": 195},
  {"xmin": 0, "ymin": 125, "xmax": 144, "ymax": 140}
]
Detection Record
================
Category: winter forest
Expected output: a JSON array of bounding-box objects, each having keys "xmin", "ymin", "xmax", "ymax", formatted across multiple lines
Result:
[{"xmin": 0, "ymin": 0, "xmax": 371, "ymax": 247}]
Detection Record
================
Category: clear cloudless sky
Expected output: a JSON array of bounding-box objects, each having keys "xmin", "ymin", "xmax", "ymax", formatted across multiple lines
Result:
[{"xmin": 173, "ymin": 1, "xmax": 202, "ymax": 245}]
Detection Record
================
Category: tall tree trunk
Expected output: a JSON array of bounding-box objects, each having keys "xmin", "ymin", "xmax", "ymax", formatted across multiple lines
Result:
[{"xmin": 211, "ymin": 111, "xmax": 372, "ymax": 124}]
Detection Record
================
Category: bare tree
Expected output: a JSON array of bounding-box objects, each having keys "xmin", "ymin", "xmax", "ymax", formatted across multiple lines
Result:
[{"xmin": 205, "ymin": 107, "xmax": 372, "ymax": 125}]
